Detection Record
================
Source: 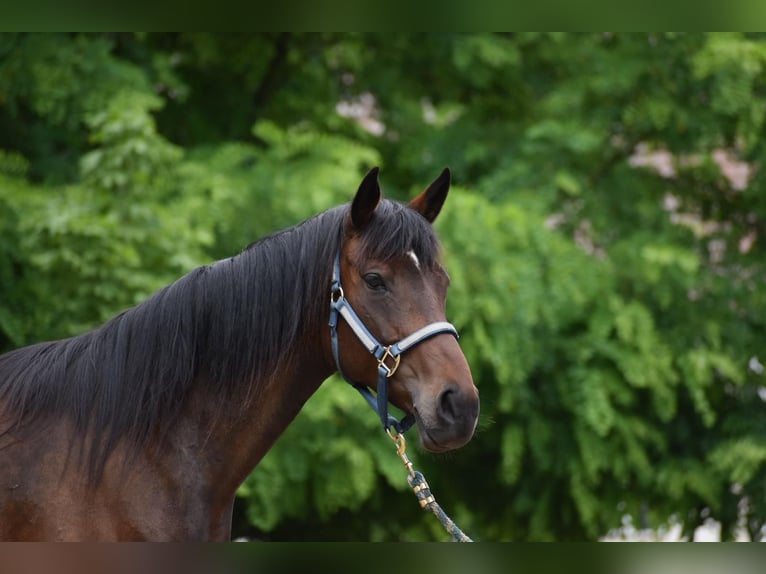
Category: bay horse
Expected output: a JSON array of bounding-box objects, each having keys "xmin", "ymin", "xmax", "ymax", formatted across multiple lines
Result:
[{"xmin": 0, "ymin": 167, "xmax": 479, "ymax": 541}]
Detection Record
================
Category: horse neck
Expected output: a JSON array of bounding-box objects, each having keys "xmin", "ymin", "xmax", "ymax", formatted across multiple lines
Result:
[
  {"xmin": 173, "ymin": 220, "xmax": 341, "ymax": 500},
  {"xmin": 182, "ymin": 333, "xmax": 334, "ymax": 502}
]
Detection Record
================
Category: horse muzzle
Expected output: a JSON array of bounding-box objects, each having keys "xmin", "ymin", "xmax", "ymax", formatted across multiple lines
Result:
[{"xmin": 414, "ymin": 383, "xmax": 479, "ymax": 452}]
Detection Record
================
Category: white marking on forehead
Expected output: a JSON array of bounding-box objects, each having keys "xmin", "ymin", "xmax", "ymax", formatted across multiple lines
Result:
[{"xmin": 407, "ymin": 250, "xmax": 421, "ymax": 271}]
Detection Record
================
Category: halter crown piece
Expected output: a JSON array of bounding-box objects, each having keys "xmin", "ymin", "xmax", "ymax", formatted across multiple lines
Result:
[{"xmin": 329, "ymin": 250, "xmax": 459, "ymax": 433}]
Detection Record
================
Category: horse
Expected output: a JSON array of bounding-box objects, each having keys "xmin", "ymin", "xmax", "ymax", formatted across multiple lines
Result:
[{"xmin": 0, "ymin": 167, "xmax": 480, "ymax": 541}]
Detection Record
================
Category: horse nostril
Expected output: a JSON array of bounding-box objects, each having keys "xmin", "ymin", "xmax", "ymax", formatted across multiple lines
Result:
[{"xmin": 439, "ymin": 386, "xmax": 459, "ymax": 422}]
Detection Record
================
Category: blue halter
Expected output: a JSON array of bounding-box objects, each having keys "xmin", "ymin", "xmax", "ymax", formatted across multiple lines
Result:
[{"xmin": 328, "ymin": 250, "xmax": 459, "ymax": 433}]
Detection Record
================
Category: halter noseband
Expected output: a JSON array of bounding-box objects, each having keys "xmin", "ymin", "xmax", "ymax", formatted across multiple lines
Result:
[{"xmin": 328, "ymin": 250, "xmax": 459, "ymax": 433}]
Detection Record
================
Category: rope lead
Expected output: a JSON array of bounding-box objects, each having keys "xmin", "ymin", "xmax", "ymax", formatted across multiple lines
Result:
[{"xmin": 386, "ymin": 429, "xmax": 473, "ymax": 542}]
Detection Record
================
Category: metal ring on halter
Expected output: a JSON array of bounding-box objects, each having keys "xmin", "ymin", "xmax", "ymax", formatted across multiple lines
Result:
[
  {"xmin": 330, "ymin": 285, "xmax": 344, "ymax": 305},
  {"xmin": 377, "ymin": 347, "xmax": 401, "ymax": 378}
]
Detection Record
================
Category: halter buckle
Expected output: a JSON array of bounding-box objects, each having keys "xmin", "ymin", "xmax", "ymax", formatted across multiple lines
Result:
[{"xmin": 378, "ymin": 346, "xmax": 401, "ymax": 378}]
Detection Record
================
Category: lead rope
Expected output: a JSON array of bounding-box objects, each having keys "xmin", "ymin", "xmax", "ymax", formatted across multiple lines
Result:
[{"xmin": 386, "ymin": 429, "xmax": 473, "ymax": 542}]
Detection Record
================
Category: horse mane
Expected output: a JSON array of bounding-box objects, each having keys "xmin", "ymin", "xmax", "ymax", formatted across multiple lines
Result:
[{"xmin": 0, "ymin": 198, "xmax": 441, "ymax": 479}]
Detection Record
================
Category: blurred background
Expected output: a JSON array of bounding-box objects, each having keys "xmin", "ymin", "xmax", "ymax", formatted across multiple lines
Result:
[{"xmin": 0, "ymin": 33, "xmax": 764, "ymax": 541}]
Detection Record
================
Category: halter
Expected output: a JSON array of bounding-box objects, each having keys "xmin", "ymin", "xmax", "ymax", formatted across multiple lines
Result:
[{"xmin": 329, "ymin": 250, "xmax": 459, "ymax": 433}]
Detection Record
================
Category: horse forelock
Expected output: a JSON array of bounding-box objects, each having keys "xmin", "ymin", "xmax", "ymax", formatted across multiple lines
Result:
[{"xmin": 354, "ymin": 199, "xmax": 442, "ymax": 269}]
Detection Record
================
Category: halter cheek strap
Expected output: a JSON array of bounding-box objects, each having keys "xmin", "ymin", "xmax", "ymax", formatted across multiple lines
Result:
[{"xmin": 328, "ymin": 251, "xmax": 459, "ymax": 433}]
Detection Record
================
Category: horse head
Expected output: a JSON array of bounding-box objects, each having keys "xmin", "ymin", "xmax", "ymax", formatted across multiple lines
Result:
[{"xmin": 330, "ymin": 167, "xmax": 479, "ymax": 452}]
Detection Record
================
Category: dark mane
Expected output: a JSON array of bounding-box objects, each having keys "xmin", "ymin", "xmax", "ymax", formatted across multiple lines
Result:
[{"xmin": 0, "ymin": 198, "xmax": 440, "ymax": 478}]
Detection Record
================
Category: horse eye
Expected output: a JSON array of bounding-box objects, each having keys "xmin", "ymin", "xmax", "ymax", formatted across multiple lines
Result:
[{"xmin": 363, "ymin": 273, "xmax": 387, "ymax": 291}]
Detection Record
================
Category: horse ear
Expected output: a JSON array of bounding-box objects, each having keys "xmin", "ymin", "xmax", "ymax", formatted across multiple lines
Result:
[
  {"xmin": 351, "ymin": 167, "xmax": 381, "ymax": 229},
  {"xmin": 409, "ymin": 167, "xmax": 450, "ymax": 223}
]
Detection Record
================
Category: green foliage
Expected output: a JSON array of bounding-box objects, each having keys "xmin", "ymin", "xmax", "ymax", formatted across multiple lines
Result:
[{"xmin": 1, "ymin": 33, "xmax": 764, "ymax": 541}]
